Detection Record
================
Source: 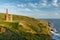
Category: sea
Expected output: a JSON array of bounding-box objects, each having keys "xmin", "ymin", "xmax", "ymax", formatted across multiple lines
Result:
[{"xmin": 39, "ymin": 19, "xmax": 60, "ymax": 40}]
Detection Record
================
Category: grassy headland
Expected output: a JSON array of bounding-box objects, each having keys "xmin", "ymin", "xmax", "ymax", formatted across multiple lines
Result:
[{"xmin": 0, "ymin": 13, "xmax": 52, "ymax": 40}]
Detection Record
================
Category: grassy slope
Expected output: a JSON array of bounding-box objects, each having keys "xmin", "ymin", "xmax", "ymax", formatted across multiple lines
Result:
[{"xmin": 0, "ymin": 13, "xmax": 52, "ymax": 40}]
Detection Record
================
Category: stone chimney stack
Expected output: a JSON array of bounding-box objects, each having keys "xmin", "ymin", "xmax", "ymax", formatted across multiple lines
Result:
[{"xmin": 6, "ymin": 8, "xmax": 8, "ymax": 21}]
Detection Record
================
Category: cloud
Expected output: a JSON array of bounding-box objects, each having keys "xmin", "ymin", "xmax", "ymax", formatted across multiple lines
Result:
[
  {"xmin": 16, "ymin": 0, "xmax": 59, "ymax": 9},
  {"xmin": 28, "ymin": 3, "xmax": 38, "ymax": 8},
  {"xmin": 28, "ymin": 2, "xmax": 47, "ymax": 8},
  {"xmin": 22, "ymin": 8, "xmax": 32, "ymax": 12},
  {"xmin": 41, "ymin": 3, "xmax": 46, "ymax": 6},
  {"xmin": 52, "ymin": 0, "xmax": 58, "ymax": 7},
  {"xmin": 41, "ymin": 0, "xmax": 47, "ymax": 6},
  {"xmin": 17, "ymin": 4, "xmax": 26, "ymax": 7},
  {"xmin": 55, "ymin": 13, "xmax": 59, "ymax": 15}
]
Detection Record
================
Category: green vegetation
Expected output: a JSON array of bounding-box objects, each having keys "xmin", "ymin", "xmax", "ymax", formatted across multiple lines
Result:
[{"xmin": 0, "ymin": 13, "xmax": 52, "ymax": 40}]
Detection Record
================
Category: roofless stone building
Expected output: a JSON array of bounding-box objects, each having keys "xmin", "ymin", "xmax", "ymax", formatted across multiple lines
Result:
[{"xmin": 6, "ymin": 9, "xmax": 12, "ymax": 22}]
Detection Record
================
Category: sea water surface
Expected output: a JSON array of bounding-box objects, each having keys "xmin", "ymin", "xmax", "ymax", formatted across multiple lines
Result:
[{"xmin": 39, "ymin": 19, "xmax": 60, "ymax": 40}]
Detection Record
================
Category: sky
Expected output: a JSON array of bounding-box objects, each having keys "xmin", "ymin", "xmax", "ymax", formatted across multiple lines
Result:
[{"xmin": 0, "ymin": 0, "xmax": 60, "ymax": 19}]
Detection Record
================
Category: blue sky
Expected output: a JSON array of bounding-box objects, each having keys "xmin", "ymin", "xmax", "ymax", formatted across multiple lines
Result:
[{"xmin": 0, "ymin": 0, "xmax": 60, "ymax": 19}]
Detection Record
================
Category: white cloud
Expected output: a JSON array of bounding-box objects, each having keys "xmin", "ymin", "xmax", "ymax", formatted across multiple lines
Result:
[
  {"xmin": 17, "ymin": 4, "xmax": 26, "ymax": 7},
  {"xmin": 28, "ymin": 3, "xmax": 38, "ymax": 8},
  {"xmin": 24, "ymin": 8, "xmax": 32, "ymax": 12},
  {"xmin": 52, "ymin": 0, "xmax": 58, "ymax": 7},
  {"xmin": 41, "ymin": 3, "xmax": 46, "ymax": 6},
  {"xmin": 28, "ymin": 2, "xmax": 47, "ymax": 8},
  {"xmin": 54, "ymin": 13, "xmax": 59, "ymax": 15},
  {"xmin": 41, "ymin": 0, "xmax": 47, "ymax": 6},
  {"xmin": 15, "ymin": 0, "xmax": 59, "ymax": 9},
  {"xmin": 42, "ymin": 0, "xmax": 47, "ymax": 3},
  {"xmin": 40, "ymin": 14, "xmax": 48, "ymax": 15}
]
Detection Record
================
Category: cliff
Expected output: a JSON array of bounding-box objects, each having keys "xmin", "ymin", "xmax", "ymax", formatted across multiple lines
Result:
[{"xmin": 0, "ymin": 13, "xmax": 52, "ymax": 40}]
